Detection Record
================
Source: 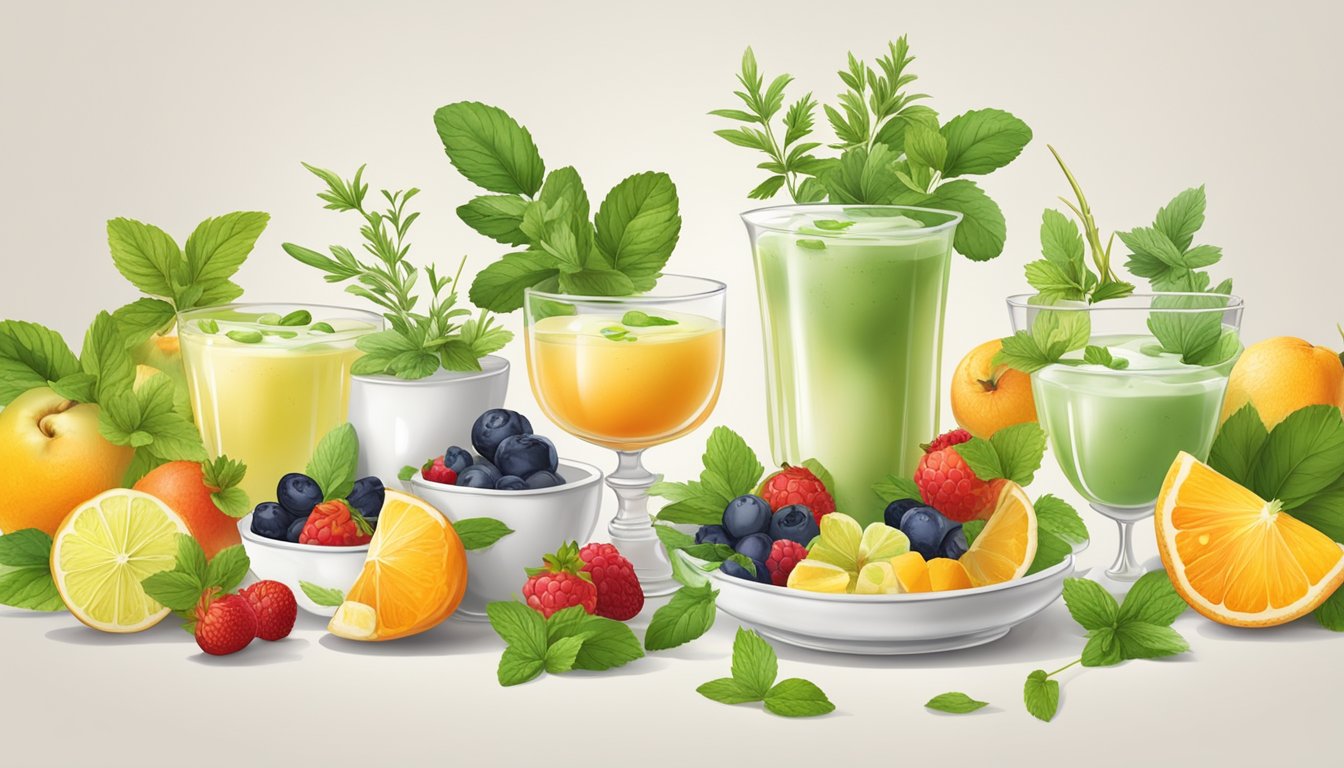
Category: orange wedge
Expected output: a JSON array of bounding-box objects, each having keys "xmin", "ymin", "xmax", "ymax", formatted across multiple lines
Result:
[
  {"xmin": 328, "ymin": 490, "xmax": 467, "ymax": 641},
  {"xmin": 928, "ymin": 558, "xmax": 973, "ymax": 591},
  {"xmin": 890, "ymin": 551, "xmax": 931, "ymax": 593},
  {"xmin": 1155, "ymin": 452, "xmax": 1344, "ymax": 627},
  {"xmin": 959, "ymin": 481, "xmax": 1037, "ymax": 587}
]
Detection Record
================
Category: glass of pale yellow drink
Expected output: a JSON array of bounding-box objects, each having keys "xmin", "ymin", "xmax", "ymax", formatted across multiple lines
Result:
[
  {"xmin": 524, "ymin": 275, "xmax": 726, "ymax": 595},
  {"xmin": 178, "ymin": 303, "xmax": 381, "ymax": 503}
]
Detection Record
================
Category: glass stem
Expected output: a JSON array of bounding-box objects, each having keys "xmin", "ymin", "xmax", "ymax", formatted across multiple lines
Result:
[
  {"xmin": 605, "ymin": 450, "xmax": 678, "ymax": 597},
  {"xmin": 1106, "ymin": 517, "xmax": 1143, "ymax": 581}
]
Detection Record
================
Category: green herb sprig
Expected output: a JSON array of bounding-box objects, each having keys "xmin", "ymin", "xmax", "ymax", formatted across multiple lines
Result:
[
  {"xmin": 712, "ymin": 38, "xmax": 1033, "ymax": 262},
  {"xmin": 283, "ymin": 164, "xmax": 512, "ymax": 380},
  {"xmin": 697, "ymin": 628, "xmax": 836, "ymax": 717}
]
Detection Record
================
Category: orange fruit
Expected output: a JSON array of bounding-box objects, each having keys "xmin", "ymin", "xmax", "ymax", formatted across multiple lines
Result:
[
  {"xmin": 1221, "ymin": 336, "xmax": 1344, "ymax": 429},
  {"xmin": 950, "ymin": 339, "xmax": 1038, "ymax": 439},
  {"xmin": 889, "ymin": 551, "xmax": 931, "ymax": 593},
  {"xmin": 959, "ymin": 481, "xmax": 1037, "ymax": 587},
  {"xmin": 328, "ymin": 490, "xmax": 467, "ymax": 641},
  {"xmin": 134, "ymin": 460, "xmax": 241, "ymax": 558},
  {"xmin": 1155, "ymin": 452, "xmax": 1344, "ymax": 627},
  {"xmin": 928, "ymin": 557, "xmax": 973, "ymax": 591}
]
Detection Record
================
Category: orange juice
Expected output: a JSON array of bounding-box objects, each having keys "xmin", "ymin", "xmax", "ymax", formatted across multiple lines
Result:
[{"xmin": 526, "ymin": 311, "xmax": 724, "ymax": 450}]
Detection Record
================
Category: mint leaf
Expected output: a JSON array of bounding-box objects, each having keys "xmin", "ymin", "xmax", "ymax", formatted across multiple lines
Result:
[
  {"xmin": 487, "ymin": 600, "xmax": 548, "ymax": 660},
  {"xmin": 591, "ymin": 172, "xmax": 680, "ymax": 292},
  {"xmin": 922, "ymin": 179, "xmax": 1006, "ymax": 262},
  {"xmin": 925, "ymin": 692, "xmax": 989, "ymax": 714},
  {"xmin": 622, "ymin": 311, "xmax": 677, "ymax": 327},
  {"xmin": 546, "ymin": 608, "xmax": 644, "ymax": 671},
  {"xmin": 498, "ymin": 646, "xmax": 546, "ymax": 687},
  {"xmin": 50, "ymin": 373, "xmax": 96, "ymax": 403},
  {"xmin": 904, "ymin": 120, "xmax": 947, "ymax": 173},
  {"xmin": 962, "ymin": 519, "xmax": 985, "ymax": 546},
  {"xmin": 818, "ymin": 144, "xmax": 904, "ymax": 205},
  {"xmin": 1288, "ymin": 472, "xmax": 1344, "ymax": 543},
  {"xmin": 731, "ymin": 627, "xmax": 778, "ymax": 699},
  {"xmin": 800, "ymin": 458, "xmax": 836, "ymax": 495},
  {"xmin": 139, "ymin": 570, "xmax": 204, "ymax": 613},
  {"xmin": 1208, "ymin": 404, "xmax": 1268, "ymax": 487},
  {"xmin": 763, "ymin": 678, "xmax": 836, "ymax": 717},
  {"xmin": 873, "ymin": 474, "xmax": 922, "ymax": 503},
  {"xmin": 181, "ymin": 212, "xmax": 269, "ymax": 309},
  {"xmin": 557, "ymin": 268, "xmax": 636, "ymax": 296},
  {"xmin": 1251, "ymin": 405, "xmax": 1344, "ymax": 508},
  {"xmin": 989, "ymin": 422, "xmax": 1048, "ymax": 485},
  {"xmin": 470, "ymin": 252, "xmax": 561, "ymax": 313},
  {"xmin": 457, "ymin": 195, "xmax": 530, "ymax": 246},
  {"xmin": 697, "ymin": 677, "xmax": 761, "ymax": 705},
  {"xmin": 1062, "ymin": 577, "xmax": 1119, "ymax": 631},
  {"xmin": 454, "ymin": 518, "xmax": 514, "ymax": 551},
  {"xmin": 203, "ymin": 456, "xmax": 249, "ymax": 519},
  {"xmin": 111, "ymin": 298, "xmax": 177, "ymax": 348},
  {"xmin": 1024, "ymin": 670, "xmax": 1060, "ymax": 722},
  {"xmin": 702, "ymin": 427, "xmax": 766, "ymax": 502},
  {"xmin": 1117, "ymin": 570, "xmax": 1187, "ymax": 626},
  {"xmin": 1115, "ymin": 622, "xmax": 1189, "ymax": 660},
  {"xmin": 645, "ymin": 583, "xmax": 719, "ymax": 651},
  {"xmin": 1026, "ymin": 531, "xmax": 1074, "ymax": 576},
  {"xmin": 204, "ymin": 545, "xmax": 250, "ymax": 594},
  {"xmin": 1315, "ymin": 587, "xmax": 1344, "ymax": 631},
  {"xmin": 176, "ymin": 534, "xmax": 209, "ymax": 585},
  {"xmin": 940, "ymin": 108, "xmax": 1032, "ymax": 177},
  {"xmin": 106, "ymin": 217, "xmax": 181, "ymax": 298},
  {"xmin": 1147, "ymin": 293, "xmax": 1225, "ymax": 365},
  {"xmin": 651, "ymin": 522, "xmax": 697, "ymax": 552},
  {"xmin": 1083, "ymin": 345, "xmax": 1128, "ymax": 370},
  {"xmin": 1034, "ymin": 494, "xmax": 1088, "ymax": 544},
  {"xmin": 0, "ymin": 529, "xmax": 62, "ymax": 611},
  {"xmin": 434, "ymin": 102, "xmax": 545, "ymax": 197},
  {"xmin": 306, "ymin": 424, "xmax": 360, "ymax": 502},
  {"xmin": 0, "ymin": 321, "xmax": 81, "ymax": 406},
  {"xmin": 952, "ymin": 438, "xmax": 1002, "ymax": 480},
  {"xmin": 299, "ymin": 581, "xmax": 345, "ymax": 607},
  {"xmin": 1081, "ymin": 626, "xmax": 1122, "ymax": 667},
  {"xmin": 1153, "ymin": 186, "xmax": 1206, "ymax": 251},
  {"xmin": 543, "ymin": 634, "xmax": 587, "ymax": 674}
]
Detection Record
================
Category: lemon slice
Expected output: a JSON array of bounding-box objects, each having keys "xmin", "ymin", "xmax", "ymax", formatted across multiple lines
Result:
[
  {"xmin": 859, "ymin": 522, "xmax": 910, "ymax": 562},
  {"xmin": 854, "ymin": 561, "xmax": 902, "ymax": 594},
  {"xmin": 807, "ymin": 513, "xmax": 862, "ymax": 571},
  {"xmin": 786, "ymin": 559, "xmax": 852, "ymax": 594},
  {"xmin": 51, "ymin": 489, "xmax": 188, "ymax": 633}
]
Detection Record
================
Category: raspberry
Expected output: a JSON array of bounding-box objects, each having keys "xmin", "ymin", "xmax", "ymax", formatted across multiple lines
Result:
[
  {"xmin": 760, "ymin": 465, "xmax": 835, "ymax": 523},
  {"xmin": 578, "ymin": 542, "xmax": 644, "ymax": 621},
  {"xmin": 914, "ymin": 431, "xmax": 996, "ymax": 523},
  {"xmin": 300, "ymin": 500, "xmax": 373, "ymax": 546},
  {"xmin": 421, "ymin": 455, "xmax": 458, "ymax": 485},
  {"xmin": 765, "ymin": 539, "xmax": 808, "ymax": 587},
  {"xmin": 240, "ymin": 580, "xmax": 297, "ymax": 641},
  {"xmin": 194, "ymin": 593, "xmax": 257, "ymax": 656},
  {"xmin": 522, "ymin": 542, "xmax": 598, "ymax": 618}
]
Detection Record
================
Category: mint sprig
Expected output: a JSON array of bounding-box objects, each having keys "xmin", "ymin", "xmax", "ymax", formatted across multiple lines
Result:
[
  {"xmin": 305, "ymin": 424, "xmax": 360, "ymax": 503},
  {"xmin": 140, "ymin": 535, "xmax": 251, "ymax": 633},
  {"xmin": 650, "ymin": 426, "xmax": 765, "ymax": 526},
  {"xmin": 712, "ymin": 38, "xmax": 1032, "ymax": 262},
  {"xmin": 950, "ymin": 422, "xmax": 1048, "ymax": 487},
  {"xmin": 698, "ymin": 628, "xmax": 835, "ymax": 717},
  {"xmin": 486, "ymin": 601, "xmax": 643, "ymax": 686},
  {"xmin": 0, "ymin": 529, "xmax": 62, "ymax": 612},
  {"xmin": 202, "ymin": 456, "xmax": 250, "ymax": 519}
]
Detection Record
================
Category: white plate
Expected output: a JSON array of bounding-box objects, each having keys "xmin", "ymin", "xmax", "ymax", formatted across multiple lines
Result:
[{"xmin": 688, "ymin": 552, "xmax": 1075, "ymax": 655}]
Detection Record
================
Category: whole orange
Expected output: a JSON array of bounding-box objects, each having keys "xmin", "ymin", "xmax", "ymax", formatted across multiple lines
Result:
[
  {"xmin": 950, "ymin": 339, "xmax": 1038, "ymax": 439},
  {"xmin": 1221, "ymin": 336, "xmax": 1344, "ymax": 428},
  {"xmin": 133, "ymin": 461, "xmax": 241, "ymax": 557}
]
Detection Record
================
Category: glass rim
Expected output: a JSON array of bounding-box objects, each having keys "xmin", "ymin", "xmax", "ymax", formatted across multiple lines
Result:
[
  {"xmin": 739, "ymin": 203, "xmax": 964, "ymax": 237},
  {"xmin": 176, "ymin": 301, "xmax": 384, "ymax": 339},
  {"xmin": 1005, "ymin": 292, "xmax": 1245, "ymax": 314},
  {"xmin": 523, "ymin": 273, "xmax": 726, "ymax": 305}
]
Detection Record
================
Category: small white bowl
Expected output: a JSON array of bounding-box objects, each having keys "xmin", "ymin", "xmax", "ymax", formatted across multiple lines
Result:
[
  {"xmin": 689, "ymin": 552, "xmax": 1075, "ymax": 655},
  {"xmin": 405, "ymin": 459, "xmax": 604, "ymax": 620},
  {"xmin": 238, "ymin": 517, "xmax": 368, "ymax": 617}
]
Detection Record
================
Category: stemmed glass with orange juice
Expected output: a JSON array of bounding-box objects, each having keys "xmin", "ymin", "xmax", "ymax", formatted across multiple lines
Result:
[{"xmin": 524, "ymin": 275, "xmax": 726, "ymax": 596}]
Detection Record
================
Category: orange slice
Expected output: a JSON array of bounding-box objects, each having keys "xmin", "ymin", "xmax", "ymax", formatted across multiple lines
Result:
[
  {"xmin": 1155, "ymin": 452, "xmax": 1344, "ymax": 627},
  {"xmin": 928, "ymin": 557, "xmax": 973, "ymax": 591},
  {"xmin": 328, "ymin": 490, "xmax": 467, "ymax": 641},
  {"xmin": 959, "ymin": 481, "xmax": 1037, "ymax": 587},
  {"xmin": 890, "ymin": 551, "xmax": 931, "ymax": 593}
]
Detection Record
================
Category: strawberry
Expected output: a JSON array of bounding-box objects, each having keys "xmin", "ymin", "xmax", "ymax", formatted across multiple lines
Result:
[
  {"xmin": 765, "ymin": 539, "xmax": 808, "ymax": 587},
  {"xmin": 914, "ymin": 430, "xmax": 997, "ymax": 522},
  {"xmin": 194, "ymin": 592, "xmax": 257, "ymax": 656},
  {"xmin": 240, "ymin": 580, "xmax": 297, "ymax": 641},
  {"xmin": 300, "ymin": 500, "xmax": 373, "ymax": 546},
  {"xmin": 759, "ymin": 464, "xmax": 835, "ymax": 523},
  {"xmin": 578, "ymin": 542, "xmax": 644, "ymax": 621},
  {"xmin": 421, "ymin": 455, "xmax": 458, "ymax": 485},
  {"xmin": 522, "ymin": 542, "xmax": 597, "ymax": 618}
]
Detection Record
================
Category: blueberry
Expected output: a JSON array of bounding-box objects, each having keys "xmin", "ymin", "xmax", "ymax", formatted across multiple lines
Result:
[
  {"xmin": 495, "ymin": 475, "xmax": 528, "ymax": 491},
  {"xmin": 883, "ymin": 498, "xmax": 925, "ymax": 530},
  {"xmin": 473, "ymin": 455, "xmax": 498, "ymax": 473},
  {"xmin": 471, "ymin": 409, "xmax": 533, "ymax": 461},
  {"xmin": 277, "ymin": 473, "xmax": 323, "ymax": 515},
  {"xmin": 346, "ymin": 476, "xmax": 385, "ymax": 518},
  {"xmin": 940, "ymin": 527, "xmax": 968, "ymax": 559},
  {"xmin": 722, "ymin": 495, "xmax": 772, "ymax": 539},
  {"xmin": 524, "ymin": 470, "xmax": 565, "ymax": 490},
  {"xmin": 695, "ymin": 524, "xmax": 734, "ymax": 547},
  {"xmin": 721, "ymin": 557, "xmax": 770, "ymax": 584},
  {"xmin": 900, "ymin": 506, "xmax": 962, "ymax": 560},
  {"xmin": 769, "ymin": 504, "xmax": 820, "ymax": 546},
  {"xmin": 285, "ymin": 517, "xmax": 307, "ymax": 543},
  {"xmin": 456, "ymin": 463, "xmax": 502, "ymax": 489},
  {"xmin": 494, "ymin": 434, "xmax": 558, "ymax": 478},
  {"xmin": 443, "ymin": 446, "xmax": 473, "ymax": 475},
  {"xmin": 735, "ymin": 532, "xmax": 773, "ymax": 563},
  {"xmin": 250, "ymin": 502, "xmax": 293, "ymax": 540}
]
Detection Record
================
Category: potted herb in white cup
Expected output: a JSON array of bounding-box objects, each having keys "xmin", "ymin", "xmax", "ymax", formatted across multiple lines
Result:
[{"xmin": 283, "ymin": 164, "xmax": 513, "ymax": 483}]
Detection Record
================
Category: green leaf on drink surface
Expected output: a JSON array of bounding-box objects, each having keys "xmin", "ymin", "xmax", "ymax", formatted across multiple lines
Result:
[
  {"xmin": 621, "ymin": 311, "xmax": 677, "ymax": 327},
  {"xmin": 1083, "ymin": 345, "xmax": 1128, "ymax": 370},
  {"xmin": 226, "ymin": 330, "xmax": 263, "ymax": 344},
  {"xmin": 796, "ymin": 238, "xmax": 827, "ymax": 250},
  {"xmin": 1023, "ymin": 670, "xmax": 1060, "ymax": 722},
  {"xmin": 299, "ymin": 581, "xmax": 345, "ymax": 607},
  {"xmin": 453, "ymin": 517, "xmax": 514, "ymax": 551},
  {"xmin": 925, "ymin": 692, "xmax": 989, "ymax": 714},
  {"xmin": 812, "ymin": 219, "xmax": 854, "ymax": 231},
  {"xmin": 279, "ymin": 310, "xmax": 312, "ymax": 326},
  {"xmin": 198, "ymin": 319, "xmax": 220, "ymax": 334},
  {"xmin": 645, "ymin": 583, "xmax": 719, "ymax": 651},
  {"xmin": 306, "ymin": 423, "xmax": 360, "ymax": 502},
  {"xmin": 600, "ymin": 326, "xmax": 634, "ymax": 342},
  {"xmin": 0, "ymin": 529, "xmax": 63, "ymax": 611}
]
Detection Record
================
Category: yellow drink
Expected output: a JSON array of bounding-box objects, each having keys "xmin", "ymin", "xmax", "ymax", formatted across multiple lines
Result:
[
  {"xmin": 179, "ymin": 306, "xmax": 379, "ymax": 503},
  {"xmin": 526, "ymin": 311, "xmax": 724, "ymax": 450}
]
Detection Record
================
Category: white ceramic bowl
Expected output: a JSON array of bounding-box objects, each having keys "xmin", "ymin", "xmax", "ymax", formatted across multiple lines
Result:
[
  {"xmin": 238, "ymin": 516, "xmax": 368, "ymax": 617},
  {"xmin": 405, "ymin": 459, "xmax": 604, "ymax": 620},
  {"xmin": 690, "ymin": 552, "xmax": 1075, "ymax": 655}
]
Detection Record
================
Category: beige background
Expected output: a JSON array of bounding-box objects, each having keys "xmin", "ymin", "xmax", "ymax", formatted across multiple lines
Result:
[{"xmin": 2, "ymin": 0, "xmax": 1342, "ymax": 765}]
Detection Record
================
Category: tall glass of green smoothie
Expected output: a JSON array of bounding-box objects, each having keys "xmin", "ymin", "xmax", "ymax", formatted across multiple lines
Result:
[
  {"xmin": 1007, "ymin": 293, "xmax": 1245, "ymax": 581},
  {"xmin": 743, "ymin": 205, "xmax": 962, "ymax": 524}
]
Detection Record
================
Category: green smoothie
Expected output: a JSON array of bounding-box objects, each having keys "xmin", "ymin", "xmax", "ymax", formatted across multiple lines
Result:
[
  {"xmin": 745, "ymin": 206, "xmax": 961, "ymax": 524},
  {"xmin": 1033, "ymin": 333, "xmax": 1238, "ymax": 509}
]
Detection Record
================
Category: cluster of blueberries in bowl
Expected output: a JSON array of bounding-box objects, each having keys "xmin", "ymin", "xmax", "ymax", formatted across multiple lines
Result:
[
  {"xmin": 419, "ymin": 409, "xmax": 565, "ymax": 491},
  {"xmin": 883, "ymin": 498, "xmax": 968, "ymax": 561},
  {"xmin": 695, "ymin": 495, "xmax": 820, "ymax": 585},
  {"xmin": 250, "ymin": 474, "xmax": 384, "ymax": 543}
]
